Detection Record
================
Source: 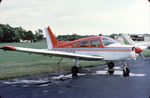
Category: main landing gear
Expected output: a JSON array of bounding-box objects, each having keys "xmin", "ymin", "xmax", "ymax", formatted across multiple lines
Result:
[
  {"xmin": 107, "ymin": 61, "xmax": 115, "ymax": 75},
  {"xmin": 71, "ymin": 58, "xmax": 79, "ymax": 77},
  {"xmin": 107, "ymin": 61, "xmax": 130, "ymax": 77},
  {"xmin": 71, "ymin": 66, "xmax": 79, "ymax": 76},
  {"xmin": 71, "ymin": 59, "xmax": 130, "ymax": 77}
]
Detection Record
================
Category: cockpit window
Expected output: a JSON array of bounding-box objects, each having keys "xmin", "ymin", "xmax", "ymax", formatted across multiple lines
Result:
[{"xmin": 102, "ymin": 37, "xmax": 118, "ymax": 46}]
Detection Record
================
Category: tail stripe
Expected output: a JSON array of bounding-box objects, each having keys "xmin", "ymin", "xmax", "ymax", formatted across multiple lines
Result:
[{"xmin": 45, "ymin": 26, "xmax": 58, "ymax": 49}]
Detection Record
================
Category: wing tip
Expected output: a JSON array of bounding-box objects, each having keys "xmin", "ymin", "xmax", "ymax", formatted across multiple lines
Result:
[{"xmin": 0, "ymin": 46, "xmax": 16, "ymax": 51}]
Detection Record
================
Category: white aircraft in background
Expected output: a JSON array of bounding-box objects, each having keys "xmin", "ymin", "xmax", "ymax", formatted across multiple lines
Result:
[
  {"xmin": 120, "ymin": 34, "xmax": 150, "ymax": 59},
  {"xmin": 0, "ymin": 26, "xmax": 143, "ymax": 77},
  {"xmin": 121, "ymin": 34, "xmax": 150, "ymax": 50}
]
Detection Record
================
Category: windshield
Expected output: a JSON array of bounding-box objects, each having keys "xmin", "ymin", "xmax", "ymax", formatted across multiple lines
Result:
[{"xmin": 102, "ymin": 37, "xmax": 118, "ymax": 46}]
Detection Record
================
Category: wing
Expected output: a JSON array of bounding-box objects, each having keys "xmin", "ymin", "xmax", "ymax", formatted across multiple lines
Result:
[{"xmin": 0, "ymin": 46, "xmax": 104, "ymax": 61}]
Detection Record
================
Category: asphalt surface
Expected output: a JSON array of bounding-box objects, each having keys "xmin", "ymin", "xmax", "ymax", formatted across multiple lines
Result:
[{"xmin": 0, "ymin": 58, "xmax": 150, "ymax": 98}]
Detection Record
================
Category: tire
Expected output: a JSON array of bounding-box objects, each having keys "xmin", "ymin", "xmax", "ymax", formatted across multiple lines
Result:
[
  {"xmin": 108, "ymin": 62, "xmax": 114, "ymax": 69},
  {"xmin": 107, "ymin": 62, "xmax": 114, "ymax": 75},
  {"xmin": 108, "ymin": 70, "xmax": 114, "ymax": 75},
  {"xmin": 123, "ymin": 66, "xmax": 130, "ymax": 77},
  {"xmin": 71, "ymin": 66, "xmax": 78, "ymax": 76}
]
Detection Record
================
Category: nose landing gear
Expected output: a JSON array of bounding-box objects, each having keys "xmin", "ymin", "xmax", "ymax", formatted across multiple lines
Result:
[{"xmin": 123, "ymin": 62, "xmax": 130, "ymax": 77}]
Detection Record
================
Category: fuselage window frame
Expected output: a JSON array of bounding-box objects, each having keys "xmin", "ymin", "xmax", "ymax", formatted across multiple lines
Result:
[{"xmin": 73, "ymin": 42, "xmax": 78, "ymax": 48}]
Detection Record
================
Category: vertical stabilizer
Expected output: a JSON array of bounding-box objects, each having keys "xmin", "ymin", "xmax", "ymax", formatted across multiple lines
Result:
[{"xmin": 45, "ymin": 26, "xmax": 58, "ymax": 49}]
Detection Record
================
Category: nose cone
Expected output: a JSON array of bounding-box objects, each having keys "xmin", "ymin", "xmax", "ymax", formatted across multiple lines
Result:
[{"xmin": 135, "ymin": 47, "xmax": 143, "ymax": 53}]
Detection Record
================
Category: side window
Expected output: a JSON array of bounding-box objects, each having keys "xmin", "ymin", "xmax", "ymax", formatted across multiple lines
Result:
[
  {"xmin": 90, "ymin": 40, "xmax": 100, "ymax": 47},
  {"xmin": 80, "ymin": 41, "xmax": 88, "ymax": 47}
]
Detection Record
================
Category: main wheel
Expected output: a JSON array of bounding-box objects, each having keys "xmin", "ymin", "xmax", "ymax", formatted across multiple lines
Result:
[
  {"xmin": 107, "ymin": 62, "xmax": 115, "ymax": 75},
  {"xmin": 108, "ymin": 62, "xmax": 114, "ymax": 69},
  {"xmin": 123, "ymin": 66, "xmax": 130, "ymax": 77},
  {"xmin": 108, "ymin": 70, "xmax": 114, "ymax": 75},
  {"xmin": 71, "ymin": 66, "xmax": 78, "ymax": 76}
]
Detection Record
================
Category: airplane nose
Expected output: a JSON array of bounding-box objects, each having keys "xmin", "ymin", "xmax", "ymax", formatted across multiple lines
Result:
[{"xmin": 135, "ymin": 47, "xmax": 143, "ymax": 53}]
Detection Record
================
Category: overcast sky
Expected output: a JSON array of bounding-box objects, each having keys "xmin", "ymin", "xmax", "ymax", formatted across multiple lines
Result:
[{"xmin": 0, "ymin": 0, "xmax": 150, "ymax": 35}]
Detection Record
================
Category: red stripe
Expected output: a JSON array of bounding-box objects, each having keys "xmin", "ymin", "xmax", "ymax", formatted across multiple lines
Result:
[{"xmin": 0, "ymin": 46, "xmax": 16, "ymax": 51}]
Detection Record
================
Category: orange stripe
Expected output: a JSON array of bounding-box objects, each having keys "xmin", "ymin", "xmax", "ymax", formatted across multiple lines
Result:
[
  {"xmin": 47, "ymin": 26, "xmax": 58, "ymax": 47},
  {"xmin": 76, "ymin": 50, "xmax": 131, "ymax": 52}
]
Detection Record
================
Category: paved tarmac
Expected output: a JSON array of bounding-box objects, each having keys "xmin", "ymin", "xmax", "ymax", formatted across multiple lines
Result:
[{"xmin": 0, "ymin": 58, "xmax": 150, "ymax": 98}]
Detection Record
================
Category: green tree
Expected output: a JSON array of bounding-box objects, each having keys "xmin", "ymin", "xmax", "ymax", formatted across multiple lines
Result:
[
  {"xmin": 12, "ymin": 28, "xmax": 20, "ymax": 42},
  {"xmin": 34, "ymin": 29, "xmax": 44, "ymax": 42},
  {"xmin": 17, "ymin": 27, "xmax": 26, "ymax": 40},
  {"xmin": 24, "ymin": 30, "xmax": 34, "ymax": 40},
  {"xmin": 0, "ymin": 27, "xmax": 4, "ymax": 42},
  {"xmin": 0, "ymin": 23, "xmax": 35, "ymax": 42}
]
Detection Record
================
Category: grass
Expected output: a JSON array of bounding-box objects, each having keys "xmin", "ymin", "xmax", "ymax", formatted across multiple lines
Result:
[
  {"xmin": 143, "ymin": 49, "xmax": 150, "ymax": 57},
  {"xmin": 0, "ymin": 42, "xmax": 103, "ymax": 80}
]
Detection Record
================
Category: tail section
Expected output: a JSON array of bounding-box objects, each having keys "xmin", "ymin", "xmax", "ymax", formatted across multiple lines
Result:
[{"xmin": 45, "ymin": 26, "xmax": 58, "ymax": 49}]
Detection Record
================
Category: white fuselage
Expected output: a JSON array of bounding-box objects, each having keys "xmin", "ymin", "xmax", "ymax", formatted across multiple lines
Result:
[{"xmin": 53, "ymin": 44, "xmax": 137, "ymax": 61}]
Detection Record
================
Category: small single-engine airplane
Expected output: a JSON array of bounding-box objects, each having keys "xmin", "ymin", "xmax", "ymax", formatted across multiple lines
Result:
[{"xmin": 0, "ymin": 26, "xmax": 143, "ymax": 77}]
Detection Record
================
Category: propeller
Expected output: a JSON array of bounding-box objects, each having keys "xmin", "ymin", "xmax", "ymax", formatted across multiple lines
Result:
[{"xmin": 120, "ymin": 34, "xmax": 146, "ymax": 59}]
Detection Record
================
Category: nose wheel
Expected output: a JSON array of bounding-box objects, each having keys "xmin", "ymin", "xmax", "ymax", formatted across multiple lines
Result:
[{"xmin": 123, "ymin": 65, "xmax": 130, "ymax": 77}]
